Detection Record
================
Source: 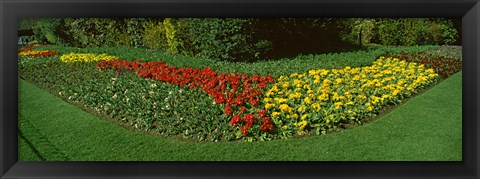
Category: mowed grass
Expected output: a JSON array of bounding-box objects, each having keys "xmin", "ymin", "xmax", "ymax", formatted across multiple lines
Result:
[{"xmin": 18, "ymin": 71, "xmax": 462, "ymax": 161}]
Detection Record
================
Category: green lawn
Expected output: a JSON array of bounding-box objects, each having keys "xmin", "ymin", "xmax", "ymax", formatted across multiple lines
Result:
[{"xmin": 18, "ymin": 71, "xmax": 462, "ymax": 161}]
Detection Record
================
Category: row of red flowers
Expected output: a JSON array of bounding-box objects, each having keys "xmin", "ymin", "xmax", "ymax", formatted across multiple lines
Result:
[
  {"xmin": 97, "ymin": 60, "xmax": 276, "ymax": 136},
  {"xmin": 18, "ymin": 44, "xmax": 49, "ymax": 53}
]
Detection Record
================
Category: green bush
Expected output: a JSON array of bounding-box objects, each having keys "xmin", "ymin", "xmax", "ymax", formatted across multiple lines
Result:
[
  {"xmin": 126, "ymin": 18, "xmax": 145, "ymax": 48},
  {"xmin": 341, "ymin": 18, "xmax": 459, "ymax": 46},
  {"xmin": 179, "ymin": 18, "xmax": 261, "ymax": 61},
  {"xmin": 163, "ymin": 18, "xmax": 187, "ymax": 54},
  {"xmin": 340, "ymin": 18, "xmax": 377, "ymax": 46},
  {"xmin": 31, "ymin": 18, "xmax": 63, "ymax": 44},
  {"xmin": 141, "ymin": 19, "xmax": 168, "ymax": 50},
  {"xmin": 376, "ymin": 18, "xmax": 458, "ymax": 46},
  {"xmin": 60, "ymin": 18, "xmax": 131, "ymax": 48}
]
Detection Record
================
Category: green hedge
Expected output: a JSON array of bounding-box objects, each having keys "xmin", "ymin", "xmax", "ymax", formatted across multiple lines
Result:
[
  {"xmin": 340, "ymin": 18, "xmax": 459, "ymax": 46},
  {"xmin": 29, "ymin": 18, "xmax": 460, "ymax": 62}
]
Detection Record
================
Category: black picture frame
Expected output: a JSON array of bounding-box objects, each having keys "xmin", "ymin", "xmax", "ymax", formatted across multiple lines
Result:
[{"xmin": 1, "ymin": 0, "xmax": 479, "ymax": 178}]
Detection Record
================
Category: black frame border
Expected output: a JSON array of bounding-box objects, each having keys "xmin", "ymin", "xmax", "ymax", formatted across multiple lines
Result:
[{"xmin": 1, "ymin": 0, "xmax": 479, "ymax": 178}]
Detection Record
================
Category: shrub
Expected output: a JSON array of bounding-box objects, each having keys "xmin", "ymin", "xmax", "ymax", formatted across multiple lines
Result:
[
  {"xmin": 163, "ymin": 18, "xmax": 186, "ymax": 54},
  {"xmin": 60, "ymin": 18, "xmax": 131, "ymax": 47},
  {"xmin": 31, "ymin": 18, "xmax": 63, "ymax": 44},
  {"xmin": 377, "ymin": 18, "xmax": 458, "ymax": 46},
  {"xmin": 142, "ymin": 19, "xmax": 168, "ymax": 50},
  {"xmin": 179, "ymin": 18, "xmax": 261, "ymax": 61},
  {"xmin": 340, "ymin": 18, "xmax": 459, "ymax": 46},
  {"xmin": 125, "ymin": 18, "xmax": 145, "ymax": 48},
  {"xmin": 340, "ymin": 18, "xmax": 377, "ymax": 46}
]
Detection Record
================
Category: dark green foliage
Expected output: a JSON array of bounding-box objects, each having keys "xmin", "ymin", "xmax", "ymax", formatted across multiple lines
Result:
[
  {"xmin": 31, "ymin": 18, "xmax": 63, "ymax": 44},
  {"xmin": 180, "ymin": 18, "xmax": 260, "ymax": 61},
  {"xmin": 141, "ymin": 19, "xmax": 168, "ymax": 50},
  {"xmin": 126, "ymin": 18, "xmax": 145, "ymax": 48},
  {"xmin": 59, "ymin": 18, "xmax": 134, "ymax": 47},
  {"xmin": 377, "ymin": 18, "xmax": 458, "ymax": 46},
  {"xmin": 28, "ymin": 18, "xmax": 460, "ymax": 62},
  {"xmin": 248, "ymin": 18, "xmax": 357, "ymax": 59},
  {"xmin": 340, "ymin": 18, "xmax": 459, "ymax": 46}
]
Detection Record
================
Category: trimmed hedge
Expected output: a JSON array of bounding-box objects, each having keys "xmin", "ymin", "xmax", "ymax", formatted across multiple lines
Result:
[{"xmin": 29, "ymin": 18, "xmax": 460, "ymax": 62}]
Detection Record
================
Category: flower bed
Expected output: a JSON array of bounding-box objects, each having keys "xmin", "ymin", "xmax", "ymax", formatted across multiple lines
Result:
[
  {"xmin": 60, "ymin": 53, "xmax": 119, "ymax": 63},
  {"xmin": 18, "ymin": 50, "xmax": 58, "ymax": 57},
  {"xmin": 97, "ymin": 60, "xmax": 276, "ymax": 137},
  {"xmin": 18, "ymin": 44, "xmax": 49, "ymax": 53},
  {"xmin": 382, "ymin": 46, "xmax": 461, "ymax": 78},
  {"xmin": 19, "ymin": 44, "xmax": 449, "ymax": 142},
  {"xmin": 264, "ymin": 57, "xmax": 439, "ymax": 137}
]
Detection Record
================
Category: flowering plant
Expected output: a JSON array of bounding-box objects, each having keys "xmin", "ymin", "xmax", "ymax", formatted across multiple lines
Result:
[
  {"xmin": 60, "ymin": 53, "xmax": 118, "ymax": 63},
  {"xmin": 18, "ymin": 50, "xmax": 58, "ymax": 57},
  {"xmin": 264, "ymin": 57, "xmax": 439, "ymax": 137},
  {"xmin": 97, "ymin": 60, "xmax": 276, "ymax": 138},
  {"xmin": 18, "ymin": 44, "xmax": 49, "ymax": 53},
  {"xmin": 382, "ymin": 51, "xmax": 461, "ymax": 78}
]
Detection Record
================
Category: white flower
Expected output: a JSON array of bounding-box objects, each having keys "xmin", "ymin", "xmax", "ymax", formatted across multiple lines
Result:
[
  {"xmin": 150, "ymin": 84, "xmax": 157, "ymax": 88},
  {"xmin": 112, "ymin": 94, "xmax": 117, "ymax": 99},
  {"xmin": 149, "ymin": 91, "xmax": 154, "ymax": 95}
]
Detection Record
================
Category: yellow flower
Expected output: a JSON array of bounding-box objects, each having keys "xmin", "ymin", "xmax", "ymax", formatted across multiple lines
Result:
[
  {"xmin": 274, "ymin": 98, "xmax": 288, "ymax": 104},
  {"xmin": 311, "ymin": 103, "xmax": 321, "ymax": 112},
  {"xmin": 332, "ymin": 92, "xmax": 340, "ymax": 101},
  {"xmin": 263, "ymin": 98, "xmax": 272, "ymax": 103},
  {"xmin": 297, "ymin": 120, "xmax": 308, "ymax": 130},
  {"xmin": 335, "ymin": 78, "xmax": 343, "ymax": 84},
  {"xmin": 303, "ymin": 84, "xmax": 311, "ymax": 90},
  {"xmin": 301, "ymin": 114, "xmax": 309, "ymax": 120},
  {"xmin": 425, "ymin": 68, "xmax": 435, "ymax": 74},
  {"xmin": 317, "ymin": 93, "xmax": 329, "ymax": 101},
  {"xmin": 334, "ymin": 102, "xmax": 343, "ymax": 110},
  {"xmin": 293, "ymin": 113, "xmax": 299, "ymax": 119},
  {"xmin": 279, "ymin": 104, "xmax": 291, "ymax": 113},
  {"xmin": 60, "ymin": 53, "xmax": 118, "ymax": 63},
  {"xmin": 265, "ymin": 103, "xmax": 275, "ymax": 109},
  {"xmin": 353, "ymin": 75, "xmax": 360, "ymax": 81},
  {"xmin": 272, "ymin": 112, "xmax": 281, "ymax": 117},
  {"xmin": 304, "ymin": 97, "xmax": 312, "ymax": 105},
  {"xmin": 297, "ymin": 105, "xmax": 306, "ymax": 113}
]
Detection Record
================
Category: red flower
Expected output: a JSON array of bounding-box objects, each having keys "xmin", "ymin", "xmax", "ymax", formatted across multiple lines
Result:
[
  {"xmin": 241, "ymin": 125, "xmax": 249, "ymax": 135},
  {"xmin": 96, "ymin": 59, "xmax": 278, "ymax": 134},
  {"xmin": 229, "ymin": 115, "xmax": 241, "ymax": 126},
  {"xmin": 224, "ymin": 105, "xmax": 232, "ymax": 116}
]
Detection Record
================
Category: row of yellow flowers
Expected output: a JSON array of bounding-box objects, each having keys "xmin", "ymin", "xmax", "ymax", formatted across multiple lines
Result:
[
  {"xmin": 60, "ymin": 53, "xmax": 118, "ymax": 63},
  {"xmin": 263, "ymin": 56, "xmax": 439, "ymax": 136}
]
